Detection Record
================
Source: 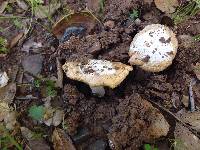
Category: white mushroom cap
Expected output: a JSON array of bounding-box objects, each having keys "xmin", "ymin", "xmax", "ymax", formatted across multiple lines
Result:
[
  {"xmin": 62, "ymin": 59, "xmax": 133, "ymax": 89},
  {"xmin": 129, "ymin": 24, "xmax": 178, "ymax": 72},
  {"xmin": 0, "ymin": 72, "xmax": 9, "ymax": 88}
]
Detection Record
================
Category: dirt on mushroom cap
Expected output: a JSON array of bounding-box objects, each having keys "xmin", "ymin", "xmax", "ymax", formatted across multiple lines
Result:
[
  {"xmin": 62, "ymin": 59, "xmax": 133, "ymax": 89},
  {"xmin": 129, "ymin": 24, "xmax": 178, "ymax": 72}
]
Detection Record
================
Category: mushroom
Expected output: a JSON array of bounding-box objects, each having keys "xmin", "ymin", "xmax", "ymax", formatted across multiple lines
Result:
[
  {"xmin": 0, "ymin": 72, "xmax": 9, "ymax": 88},
  {"xmin": 62, "ymin": 59, "xmax": 133, "ymax": 97},
  {"xmin": 129, "ymin": 24, "xmax": 178, "ymax": 72}
]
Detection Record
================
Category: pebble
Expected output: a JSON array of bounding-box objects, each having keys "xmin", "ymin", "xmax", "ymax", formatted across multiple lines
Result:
[
  {"xmin": 0, "ymin": 72, "xmax": 9, "ymax": 88},
  {"xmin": 22, "ymin": 54, "xmax": 43, "ymax": 75},
  {"xmin": 91, "ymin": 86, "xmax": 105, "ymax": 97},
  {"xmin": 134, "ymin": 18, "xmax": 141, "ymax": 26},
  {"xmin": 72, "ymin": 127, "xmax": 90, "ymax": 144},
  {"xmin": 88, "ymin": 140, "xmax": 107, "ymax": 150}
]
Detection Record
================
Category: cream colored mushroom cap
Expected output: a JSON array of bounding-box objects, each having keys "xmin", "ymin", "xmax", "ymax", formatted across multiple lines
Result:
[
  {"xmin": 62, "ymin": 59, "xmax": 133, "ymax": 89},
  {"xmin": 129, "ymin": 24, "xmax": 178, "ymax": 72}
]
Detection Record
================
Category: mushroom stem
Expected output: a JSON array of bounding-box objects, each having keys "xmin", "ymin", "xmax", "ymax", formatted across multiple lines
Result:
[{"xmin": 90, "ymin": 86, "xmax": 105, "ymax": 97}]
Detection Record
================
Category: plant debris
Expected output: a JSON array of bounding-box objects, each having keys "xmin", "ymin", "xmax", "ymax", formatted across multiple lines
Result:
[
  {"xmin": 1, "ymin": 0, "xmax": 200, "ymax": 149},
  {"xmin": 154, "ymin": 0, "xmax": 179, "ymax": 14}
]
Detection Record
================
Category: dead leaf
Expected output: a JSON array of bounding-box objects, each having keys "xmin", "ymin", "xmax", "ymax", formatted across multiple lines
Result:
[
  {"xmin": 20, "ymin": 127, "xmax": 50, "ymax": 150},
  {"xmin": 9, "ymin": 32, "xmax": 24, "ymax": 49},
  {"xmin": 178, "ymin": 110, "xmax": 200, "ymax": 132},
  {"xmin": 52, "ymin": 110, "xmax": 64, "ymax": 126},
  {"xmin": 52, "ymin": 11, "xmax": 100, "ymax": 40},
  {"xmin": 55, "ymin": 58, "xmax": 63, "ymax": 88},
  {"xmin": 0, "ymin": 1, "xmax": 8, "ymax": 14},
  {"xmin": 193, "ymin": 62, "xmax": 200, "ymax": 80},
  {"xmin": 21, "ymin": 38, "xmax": 43, "ymax": 53},
  {"xmin": 0, "ymin": 83, "xmax": 16, "ymax": 104},
  {"xmin": 52, "ymin": 128, "xmax": 76, "ymax": 150},
  {"xmin": 20, "ymin": 127, "xmax": 34, "ymax": 141},
  {"xmin": 25, "ymin": 139, "xmax": 51, "ymax": 150},
  {"xmin": 4, "ymin": 111, "xmax": 17, "ymax": 130},
  {"xmin": 0, "ymin": 101, "xmax": 10, "ymax": 121},
  {"xmin": 16, "ymin": 0, "xmax": 28, "ymax": 11},
  {"xmin": 174, "ymin": 123, "xmax": 200, "ymax": 150},
  {"xmin": 154, "ymin": 0, "xmax": 179, "ymax": 14},
  {"xmin": 43, "ymin": 108, "xmax": 64, "ymax": 126},
  {"xmin": 35, "ymin": 3, "xmax": 61, "ymax": 19}
]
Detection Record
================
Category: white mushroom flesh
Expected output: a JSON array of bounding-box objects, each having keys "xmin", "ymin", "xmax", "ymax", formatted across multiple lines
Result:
[
  {"xmin": 129, "ymin": 24, "xmax": 178, "ymax": 72},
  {"xmin": 62, "ymin": 59, "xmax": 133, "ymax": 89},
  {"xmin": 80, "ymin": 60, "xmax": 116, "ymax": 75}
]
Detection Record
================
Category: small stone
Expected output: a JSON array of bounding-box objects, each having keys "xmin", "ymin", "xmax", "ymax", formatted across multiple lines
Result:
[
  {"xmin": 146, "ymin": 110, "xmax": 169, "ymax": 140},
  {"xmin": 182, "ymin": 95, "xmax": 189, "ymax": 108},
  {"xmin": 0, "ymin": 72, "xmax": 9, "ymax": 88},
  {"xmin": 25, "ymin": 140, "xmax": 50, "ymax": 150},
  {"xmin": 125, "ymin": 28, "xmax": 132, "ymax": 34},
  {"xmin": 104, "ymin": 20, "xmax": 115, "ymax": 29},
  {"xmin": 0, "ymin": 83, "xmax": 16, "ymax": 104},
  {"xmin": 22, "ymin": 54, "xmax": 43, "ymax": 75},
  {"xmin": 134, "ymin": 18, "xmax": 141, "ymax": 26},
  {"xmin": 88, "ymin": 140, "xmax": 107, "ymax": 150},
  {"xmin": 72, "ymin": 127, "xmax": 90, "ymax": 144},
  {"xmin": 91, "ymin": 86, "xmax": 105, "ymax": 97}
]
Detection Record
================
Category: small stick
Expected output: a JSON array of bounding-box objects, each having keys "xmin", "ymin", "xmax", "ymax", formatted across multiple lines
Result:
[
  {"xmin": 147, "ymin": 99, "xmax": 200, "ymax": 138},
  {"xmin": 189, "ymin": 78, "xmax": 197, "ymax": 112}
]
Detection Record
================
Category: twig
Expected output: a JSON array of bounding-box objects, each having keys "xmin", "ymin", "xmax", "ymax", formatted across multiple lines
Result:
[
  {"xmin": 147, "ymin": 99, "xmax": 200, "ymax": 138},
  {"xmin": 55, "ymin": 58, "xmax": 63, "ymax": 88},
  {"xmin": 189, "ymin": 78, "xmax": 197, "ymax": 112}
]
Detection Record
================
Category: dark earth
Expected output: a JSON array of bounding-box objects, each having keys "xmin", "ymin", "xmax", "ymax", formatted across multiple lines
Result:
[{"xmin": 0, "ymin": 0, "xmax": 200, "ymax": 149}]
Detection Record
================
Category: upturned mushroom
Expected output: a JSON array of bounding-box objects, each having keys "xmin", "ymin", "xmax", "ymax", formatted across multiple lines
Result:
[
  {"xmin": 129, "ymin": 24, "xmax": 178, "ymax": 72},
  {"xmin": 62, "ymin": 59, "xmax": 133, "ymax": 97}
]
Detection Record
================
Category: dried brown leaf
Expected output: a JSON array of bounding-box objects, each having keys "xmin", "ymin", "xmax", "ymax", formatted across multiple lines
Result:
[
  {"xmin": 35, "ymin": 3, "xmax": 61, "ymax": 19},
  {"xmin": 154, "ymin": 0, "xmax": 179, "ymax": 13},
  {"xmin": 52, "ymin": 128, "xmax": 76, "ymax": 150},
  {"xmin": 9, "ymin": 32, "xmax": 24, "ymax": 49},
  {"xmin": 178, "ymin": 110, "xmax": 200, "ymax": 132},
  {"xmin": 174, "ymin": 123, "xmax": 200, "ymax": 150},
  {"xmin": 0, "ymin": 1, "xmax": 8, "ymax": 14},
  {"xmin": 16, "ymin": 0, "xmax": 28, "ymax": 11},
  {"xmin": 193, "ymin": 62, "xmax": 200, "ymax": 80}
]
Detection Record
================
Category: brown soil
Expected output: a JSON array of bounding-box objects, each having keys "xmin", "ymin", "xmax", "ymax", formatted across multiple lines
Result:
[{"xmin": 1, "ymin": 0, "xmax": 200, "ymax": 149}]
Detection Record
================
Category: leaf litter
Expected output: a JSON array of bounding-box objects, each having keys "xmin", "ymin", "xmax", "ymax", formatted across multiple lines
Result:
[{"xmin": 1, "ymin": 0, "xmax": 200, "ymax": 149}]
